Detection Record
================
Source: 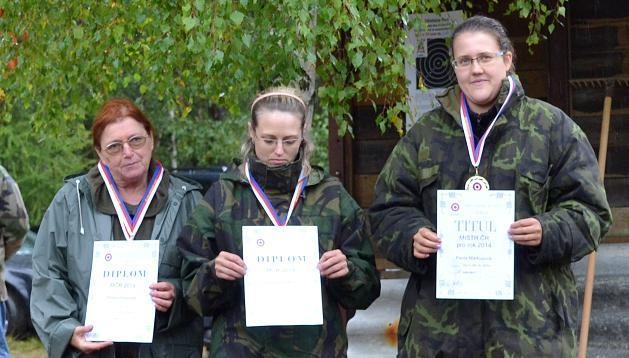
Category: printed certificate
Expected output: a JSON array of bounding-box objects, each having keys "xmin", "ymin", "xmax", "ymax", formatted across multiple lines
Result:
[
  {"xmin": 242, "ymin": 226, "xmax": 323, "ymax": 327},
  {"xmin": 436, "ymin": 190, "xmax": 515, "ymax": 300},
  {"xmin": 85, "ymin": 240, "xmax": 159, "ymax": 342}
]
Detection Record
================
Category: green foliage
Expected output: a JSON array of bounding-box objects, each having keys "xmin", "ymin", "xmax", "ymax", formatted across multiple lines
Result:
[
  {"xmin": 505, "ymin": 0, "xmax": 568, "ymax": 48},
  {"xmin": 0, "ymin": 0, "xmax": 567, "ymax": 224}
]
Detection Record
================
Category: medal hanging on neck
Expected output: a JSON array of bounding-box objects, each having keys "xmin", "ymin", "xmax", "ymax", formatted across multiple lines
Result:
[
  {"xmin": 245, "ymin": 161, "xmax": 308, "ymax": 226},
  {"xmin": 460, "ymin": 76, "xmax": 515, "ymax": 191},
  {"xmin": 98, "ymin": 160, "xmax": 164, "ymax": 240}
]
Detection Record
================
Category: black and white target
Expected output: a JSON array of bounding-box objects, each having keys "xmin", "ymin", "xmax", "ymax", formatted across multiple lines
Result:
[{"xmin": 416, "ymin": 39, "xmax": 456, "ymax": 89}]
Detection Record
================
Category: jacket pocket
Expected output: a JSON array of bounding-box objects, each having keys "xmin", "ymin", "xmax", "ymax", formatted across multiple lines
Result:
[
  {"xmin": 550, "ymin": 266, "xmax": 578, "ymax": 331},
  {"xmin": 515, "ymin": 162, "xmax": 552, "ymax": 215},
  {"xmin": 418, "ymin": 164, "xmax": 439, "ymax": 192}
]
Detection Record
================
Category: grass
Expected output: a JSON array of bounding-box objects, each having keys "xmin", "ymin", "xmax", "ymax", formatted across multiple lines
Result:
[
  {"xmin": 7, "ymin": 335, "xmax": 213, "ymax": 357},
  {"xmin": 7, "ymin": 335, "xmax": 46, "ymax": 358}
]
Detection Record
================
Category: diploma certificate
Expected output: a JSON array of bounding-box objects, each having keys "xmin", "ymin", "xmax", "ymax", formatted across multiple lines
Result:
[
  {"xmin": 436, "ymin": 190, "xmax": 515, "ymax": 300},
  {"xmin": 242, "ymin": 226, "xmax": 323, "ymax": 327},
  {"xmin": 85, "ymin": 240, "xmax": 159, "ymax": 342}
]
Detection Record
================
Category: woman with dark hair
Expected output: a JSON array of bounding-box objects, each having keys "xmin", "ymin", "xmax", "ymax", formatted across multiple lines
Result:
[
  {"xmin": 31, "ymin": 98, "xmax": 203, "ymax": 357},
  {"xmin": 178, "ymin": 87, "xmax": 380, "ymax": 357},
  {"xmin": 369, "ymin": 16, "xmax": 612, "ymax": 356}
]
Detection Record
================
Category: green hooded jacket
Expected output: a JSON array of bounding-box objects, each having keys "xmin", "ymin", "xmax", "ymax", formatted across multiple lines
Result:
[
  {"xmin": 369, "ymin": 76, "xmax": 612, "ymax": 357},
  {"xmin": 178, "ymin": 159, "xmax": 380, "ymax": 357},
  {"xmin": 31, "ymin": 164, "xmax": 203, "ymax": 358}
]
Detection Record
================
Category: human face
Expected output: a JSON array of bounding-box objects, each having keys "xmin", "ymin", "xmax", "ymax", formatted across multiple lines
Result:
[
  {"xmin": 96, "ymin": 117, "xmax": 154, "ymax": 186},
  {"xmin": 250, "ymin": 110, "xmax": 303, "ymax": 167},
  {"xmin": 452, "ymin": 31, "xmax": 513, "ymax": 113}
]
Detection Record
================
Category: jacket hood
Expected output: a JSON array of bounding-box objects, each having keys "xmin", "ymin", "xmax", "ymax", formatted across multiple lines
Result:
[
  {"xmin": 64, "ymin": 161, "xmax": 200, "ymax": 236},
  {"xmin": 65, "ymin": 161, "xmax": 201, "ymax": 196}
]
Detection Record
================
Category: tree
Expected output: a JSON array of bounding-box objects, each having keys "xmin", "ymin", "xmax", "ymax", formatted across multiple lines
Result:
[{"xmin": 0, "ymin": 0, "xmax": 567, "ymax": 224}]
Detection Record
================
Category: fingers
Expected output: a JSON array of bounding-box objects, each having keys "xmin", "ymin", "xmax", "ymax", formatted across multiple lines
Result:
[
  {"xmin": 413, "ymin": 227, "xmax": 440, "ymax": 259},
  {"xmin": 152, "ymin": 296, "xmax": 172, "ymax": 312},
  {"xmin": 509, "ymin": 218, "xmax": 542, "ymax": 247},
  {"xmin": 82, "ymin": 340, "xmax": 114, "ymax": 353},
  {"xmin": 73, "ymin": 324, "xmax": 93, "ymax": 336},
  {"xmin": 215, "ymin": 251, "xmax": 246, "ymax": 280},
  {"xmin": 318, "ymin": 249, "xmax": 348, "ymax": 279},
  {"xmin": 149, "ymin": 281, "xmax": 175, "ymax": 312},
  {"xmin": 70, "ymin": 325, "xmax": 113, "ymax": 353}
]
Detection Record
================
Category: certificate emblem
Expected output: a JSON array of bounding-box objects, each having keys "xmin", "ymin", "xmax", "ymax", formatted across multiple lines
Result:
[{"xmin": 465, "ymin": 175, "xmax": 490, "ymax": 191}]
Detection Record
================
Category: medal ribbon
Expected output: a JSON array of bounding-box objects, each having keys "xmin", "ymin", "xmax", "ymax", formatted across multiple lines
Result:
[
  {"xmin": 98, "ymin": 160, "xmax": 164, "ymax": 240},
  {"xmin": 460, "ymin": 76, "xmax": 515, "ymax": 169},
  {"xmin": 245, "ymin": 161, "xmax": 308, "ymax": 226}
]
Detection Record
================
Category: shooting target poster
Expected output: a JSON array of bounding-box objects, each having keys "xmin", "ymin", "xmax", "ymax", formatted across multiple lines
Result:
[{"xmin": 405, "ymin": 11, "xmax": 464, "ymax": 130}]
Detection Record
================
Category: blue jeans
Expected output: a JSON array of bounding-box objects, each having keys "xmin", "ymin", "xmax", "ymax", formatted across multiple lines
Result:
[{"xmin": 0, "ymin": 302, "xmax": 9, "ymax": 357}]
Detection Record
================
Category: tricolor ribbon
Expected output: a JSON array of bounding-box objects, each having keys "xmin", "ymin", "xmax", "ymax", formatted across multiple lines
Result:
[
  {"xmin": 245, "ymin": 161, "xmax": 308, "ymax": 227},
  {"xmin": 98, "ymin": 160, "xmax": 164, "ymax": 240},
  {"xmin": 460, "ymin": 75, "xmax": 515, "ymax": 170}
]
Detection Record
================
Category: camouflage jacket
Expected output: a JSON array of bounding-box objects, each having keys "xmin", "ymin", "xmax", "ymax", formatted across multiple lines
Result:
[
  {"xmin": 369, "ymin": 76, "xmax": 612, "ymax": 357},
  {"xmin": 0, "ymin": 164, "xmax": 29, "ymax": 301},
  {"xmin": 178, "ymin": 158, "xmax": 380, "ymax": 357}
]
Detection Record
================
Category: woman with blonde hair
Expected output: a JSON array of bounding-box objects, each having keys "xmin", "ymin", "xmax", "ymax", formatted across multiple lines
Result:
[{"xmin": 178, "ymin": 86, "xmax": 380, "ymax": 357}]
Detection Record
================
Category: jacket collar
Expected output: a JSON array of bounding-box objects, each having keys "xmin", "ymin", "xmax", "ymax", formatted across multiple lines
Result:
[
  {"xmin": 86, "ymin": 160, "xmax": 170, "ymax": 217},
  {"xmin": 222, "ymin": 161, "xmax": 325, "ymax": 188}
]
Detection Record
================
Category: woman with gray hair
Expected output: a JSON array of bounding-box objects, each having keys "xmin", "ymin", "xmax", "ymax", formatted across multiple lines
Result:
[{"xmin": 178, "ymin": 86, "xmax": 380, "ymax": 357}]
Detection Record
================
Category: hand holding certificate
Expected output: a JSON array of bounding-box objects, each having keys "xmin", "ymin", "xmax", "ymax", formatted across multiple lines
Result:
[
  {"xmin": 242, "ymin": 225, "xmax": 323, "ymax": 327},
  {"xmin": 84, "ymin": 240, "xmax": 160, "ymax": 342},
  {"xmin": 436, "ymin": 190, "xmax": 515, "ymax": 300}
]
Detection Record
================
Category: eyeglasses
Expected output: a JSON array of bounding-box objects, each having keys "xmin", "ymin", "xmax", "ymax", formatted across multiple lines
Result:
[
  {"xmin": 255, "ymin": 135, "xmax": 302, "ymax": 150},
  {"xmin": 451, "ymin": 51, "xmax": 505, "ymax": 69},
  {"xmin": 103, "ymin": 135, "xmax": 148, "ymax": 155}
]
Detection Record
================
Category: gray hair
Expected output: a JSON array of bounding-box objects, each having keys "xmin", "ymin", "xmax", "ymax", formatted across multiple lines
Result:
[
  {"xmin": 452, "ymin": 15, "xmax": 517, "ymax": 73},
  {"xmin": 241, "ymin": 86, "xmax": 314, "ymax": 175}
]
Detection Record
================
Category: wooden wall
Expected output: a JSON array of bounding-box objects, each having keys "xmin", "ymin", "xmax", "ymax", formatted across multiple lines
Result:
[
  {"xmin": 569, "ymin": 0, "xmax": 629, "ymax": 240},
  {"xmin": 351, "ymin": 106, "xmax": 399, "ymax": 208},
  {"xmin": 570, "ymin": 1, "xmax": 629, "ymax": 204}
]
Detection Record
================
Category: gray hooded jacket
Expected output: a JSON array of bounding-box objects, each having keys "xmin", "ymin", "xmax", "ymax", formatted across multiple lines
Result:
[{"xmin": 31, "ymin": 169, "xmax": 203, "ymax": 358}]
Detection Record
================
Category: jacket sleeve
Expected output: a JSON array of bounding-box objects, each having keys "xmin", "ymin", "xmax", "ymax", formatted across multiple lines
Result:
[
  {"xmin": 325, "ymin": 187, "xmax": 380, "ymax": 310},
  {"xmin": 527, "ymin": 109, "xmax": 613, "ymax": 264},
  {"xmin": 155, "ymin": 188, "xmax": 203, "ymax": 333},
  {"xmin": 30, "ymin": 190, "xmax": 81, "ymax": 358},
  {"xmin": 177, "ymin": 183, "xmax": 241, "ymax": 317},
  {"xmin": 0, "ymin": 167, "xmax": 29, "ymax": 260},
  {"xmin": 368, "ymin": 129, "xmax": 436, "ymax": 275}
]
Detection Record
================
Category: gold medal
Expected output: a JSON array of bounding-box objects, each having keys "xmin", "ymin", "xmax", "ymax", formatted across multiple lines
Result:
[{"xmin": 465, "ymin": 175, "xmax": 490, "ymax": 191}]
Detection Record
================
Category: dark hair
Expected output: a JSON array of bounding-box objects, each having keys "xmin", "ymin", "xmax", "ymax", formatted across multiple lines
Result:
[
  {"xmin": 242, "ymin": 86, "xmax": 314, "ymax": 174},
  {"xmin": 452, "ymin": 15, "xmax": 516, "ymax": 73},
  {"xmin": 92, "ymin": 98, "xmax": 155, "ymax": 149}
]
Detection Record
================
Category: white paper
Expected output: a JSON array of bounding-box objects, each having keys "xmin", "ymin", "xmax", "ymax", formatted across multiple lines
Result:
[
  {"xmin": 242, "ymin": 226, "xmax": 323, "ymax": 327},
  {"xmin": 85, "ymin": 240, "xmax": 159, "ymax": 342},
  {"xmin": 436, "ymin": 190, "xmax": 515, "ymax": 300}
]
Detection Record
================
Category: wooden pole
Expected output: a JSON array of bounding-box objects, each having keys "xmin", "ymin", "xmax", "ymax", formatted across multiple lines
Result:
[{"xmin": 577, "ymin": 89, "xmax": 612, "ymax": 358}]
